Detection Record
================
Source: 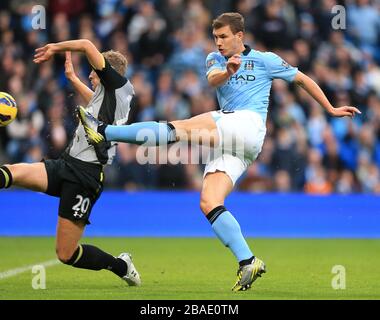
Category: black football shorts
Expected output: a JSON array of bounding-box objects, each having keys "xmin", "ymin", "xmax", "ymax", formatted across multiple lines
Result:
[{"xmin": 43, "ymin": 153, "xmax": 104, "ymax": 224}]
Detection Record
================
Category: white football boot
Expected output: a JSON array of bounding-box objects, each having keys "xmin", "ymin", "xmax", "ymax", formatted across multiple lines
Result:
[{"xmin": 118, "ymin": 253, "xmax": 141, "ymax": 286}]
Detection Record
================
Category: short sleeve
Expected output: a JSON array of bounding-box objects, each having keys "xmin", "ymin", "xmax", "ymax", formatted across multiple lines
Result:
[
  {"xmin": 206, "ymin": 52, "xmax": 224, "ymax": 77},
  {"xmin": 94, "ymin": 59, "xmax": 127, "ymax": 89},
  {"xmin": 263, "ymin": 52, "xmax": 298, "ymax": 82}
]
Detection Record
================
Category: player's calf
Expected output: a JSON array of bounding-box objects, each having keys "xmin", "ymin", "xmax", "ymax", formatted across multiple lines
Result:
[{"xmin": 56, "ymin": 247, "xmax": 76, "ymax": 264}]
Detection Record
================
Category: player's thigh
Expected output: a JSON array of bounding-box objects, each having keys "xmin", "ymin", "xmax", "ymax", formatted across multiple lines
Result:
[
  {"xmin": 58, "ymin": 180, "xmax": 101, "ymax": 226},
  {"xmin": 200, "ymin": 171, "xmax": 234, "ymax": 214},
  {"xmin": 171, "ymin": 112, "xmax": 219, "ymax": 146},
  {"xmin": 216, "ymin": 111, "xmax": 266, "ymax": 158},
  {"xmin": 56, "ymin": 216, "xmax": 85, "ymax": 261},
  {"xmin": 5, "ymin": 162, "xmax": 48, "ymax": 192}
]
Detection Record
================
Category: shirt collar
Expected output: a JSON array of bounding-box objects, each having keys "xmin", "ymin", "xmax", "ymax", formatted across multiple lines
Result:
[
  {"xmin": 224, "ymin": 44, "xmax": 251, "ymax": 60},
  {"xmin": 242, "ymin": 44, "xmax": 251, "ymax": 56}
]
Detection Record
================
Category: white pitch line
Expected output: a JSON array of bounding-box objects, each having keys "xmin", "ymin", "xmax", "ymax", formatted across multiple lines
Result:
[{"xmin": 0, "ymin": 259, "xmax": 60, "ymax": 280}]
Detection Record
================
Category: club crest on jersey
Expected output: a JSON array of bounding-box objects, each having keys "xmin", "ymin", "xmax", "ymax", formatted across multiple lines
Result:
[
  {"xmin": 282, "ymin": 60, "xmax": 290, "ymax": 68},
  {"xmin": 207, "ymin": 59, "xmax": 216, "ymax": 68},
  {"xmin": 244, "ymin": 60, "xmax": 254, "ymax": 70}
]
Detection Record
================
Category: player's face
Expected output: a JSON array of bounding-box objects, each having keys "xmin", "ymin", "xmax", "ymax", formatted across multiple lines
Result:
[
  {"xmin": 213, "ymin": 25, "xmax": 243, "ymax": 57},
  {"xmin": 89, "ymin": 70, "xmax": 100, "ymax": 90}
]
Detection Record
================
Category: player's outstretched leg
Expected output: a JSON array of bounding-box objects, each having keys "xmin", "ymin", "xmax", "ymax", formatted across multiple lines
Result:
[{"xmin": 77, "ymin": 106, "xmax": 176, "ymax": 146}]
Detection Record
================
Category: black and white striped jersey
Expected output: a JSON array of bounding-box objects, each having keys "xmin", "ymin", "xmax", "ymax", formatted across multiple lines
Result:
[{"xmin": 67, "ymin": 59, "xmax": 134, "ymax": 165}]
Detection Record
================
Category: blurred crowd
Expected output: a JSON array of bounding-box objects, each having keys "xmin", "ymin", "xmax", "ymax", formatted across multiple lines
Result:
[{"xmin": 0, "ymin": 0, "xmax": 380, "ymax": 194}]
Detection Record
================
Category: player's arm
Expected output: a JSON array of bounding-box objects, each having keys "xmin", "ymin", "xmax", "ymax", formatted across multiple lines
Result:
[
  {"xmin": 64, "ymin": 52, "xmax": 94, "ymax": 105},
  {"xmin": 207, "ymin": 54, "xmax": 241, "ymax": 87},
  {"xmin": 207, "ymin": 69, "xmax": 230, "ymax": 87},
  {"xmin": 34, "ymin": 39, "xmax": 105, "ymax": 71},
  {"xmin": 293, "ymin": 71, "xmax": 361, "ymax": 117}
]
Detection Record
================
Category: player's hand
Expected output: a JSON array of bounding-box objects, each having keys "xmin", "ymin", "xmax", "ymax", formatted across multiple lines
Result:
[
  {"xmin": 226, "ymin": 54, "xmax": 241, "ymax": 76},
  {"xmin": 329, "ymin": 106, "xmax": 361, "ymax": 118},
  {"xmin": 64, "ymin": 52, "xmax": 77, "ymax": 81},
  {"xmin": 33, "ymin": 43, "xmax": 57, "ymax": 64}
]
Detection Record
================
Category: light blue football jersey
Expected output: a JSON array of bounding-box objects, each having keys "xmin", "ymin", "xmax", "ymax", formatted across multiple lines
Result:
[{"xmin": 206, "ymin": 45, "xmax": 298, "ymax": 123}]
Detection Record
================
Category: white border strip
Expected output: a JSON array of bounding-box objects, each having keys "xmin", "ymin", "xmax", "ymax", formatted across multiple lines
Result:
[{"xmin": 0, "ymin": 259, "xmax": 60, "ymax": 280}]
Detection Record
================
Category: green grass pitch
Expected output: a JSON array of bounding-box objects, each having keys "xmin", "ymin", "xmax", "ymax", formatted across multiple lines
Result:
[{"xmin": 0, "ymin": 237, "xmax": 379, "ymax": 300}]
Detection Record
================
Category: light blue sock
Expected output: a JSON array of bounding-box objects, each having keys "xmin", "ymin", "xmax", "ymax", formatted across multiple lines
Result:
[
  {"xmin": 105, "ymin": 122, "xmax": 176, "ymax": 146},
  {"xmin": 211, "ymin": 211, "xmax": 253, "ymax": 262}
]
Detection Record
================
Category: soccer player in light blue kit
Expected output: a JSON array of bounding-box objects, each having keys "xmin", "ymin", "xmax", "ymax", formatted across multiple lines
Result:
[{"xmin": 78, "ymin": 13, "xmax": 361, "ymax": 291}]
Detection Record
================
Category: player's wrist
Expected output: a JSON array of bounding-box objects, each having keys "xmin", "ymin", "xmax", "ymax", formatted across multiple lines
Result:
[
  {"xmin": 67, "ymin": 74, "xmax": 79, "ymax": 82},
  {"xmin": 50, "ymin": 43, "xmax": 59, "ymax": 53},
  {"xmin": 226, "ymin": 69, "xmax": 233, "ymax": 77},
  {"xmin": 325, "ymin": 105, "xmax": 335, "ymax": 115}
]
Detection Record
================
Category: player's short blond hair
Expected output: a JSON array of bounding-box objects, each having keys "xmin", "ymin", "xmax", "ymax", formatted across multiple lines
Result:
[
  {"xmin": 212, "ymin": 12, "xmax": 245, "ymax": 34},
  {"xmin": 102, "ymin": 50, "xmax": 128, "ymax": 76}
]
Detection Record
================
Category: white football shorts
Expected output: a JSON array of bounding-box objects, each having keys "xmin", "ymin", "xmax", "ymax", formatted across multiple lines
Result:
[{"xmin": 204, "ymin": 110, "xmax": 266, "ymax": 185}]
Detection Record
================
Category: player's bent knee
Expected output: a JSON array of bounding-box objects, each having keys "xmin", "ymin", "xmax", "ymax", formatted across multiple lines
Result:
[
  {"xmin": 199, "ymin": 196, "xmax": 208, "ymax": 214},
  {"xmin": 170, "ymin": 120, "xmax": 190, "ymax": 139},
  {"xmin": 200, "ymin": 197, "xmax": 221, "ymax": 215}
]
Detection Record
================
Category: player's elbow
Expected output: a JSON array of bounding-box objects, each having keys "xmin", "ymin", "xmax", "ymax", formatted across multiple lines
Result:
[
  {"xmin": 208, "ymin": 79, "xmax": 218, "ymax": 88},
  {"xmin": 80, "ymin": 39, "xmax": 95, "ymax": 52},
  {"xmin": 83, "ymin": 93, "xmax": 93, "ymax": 105},
  {"xmin": 207, "ymin": 76, "xmax": 221, "ymax": 88}
]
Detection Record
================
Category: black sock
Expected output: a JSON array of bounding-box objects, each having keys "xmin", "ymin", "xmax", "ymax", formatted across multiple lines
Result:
[
  {"xmin": 167, "ymin": 123, "xmax": 177, "ymax": 144},
  {"xmin": 0, "ymin": 166, "xmax": 12, "ymax": 189},
  {"xmin": 66, "ymin": 244, "xmax": 127, "ymax": 277},
  {"xmin": 239, "ymin": 256, "xmax": 255, "ymax": 267},
  {"xmin": 98, "ymin": 123, "xmax": 107, "ymax": 140}
]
